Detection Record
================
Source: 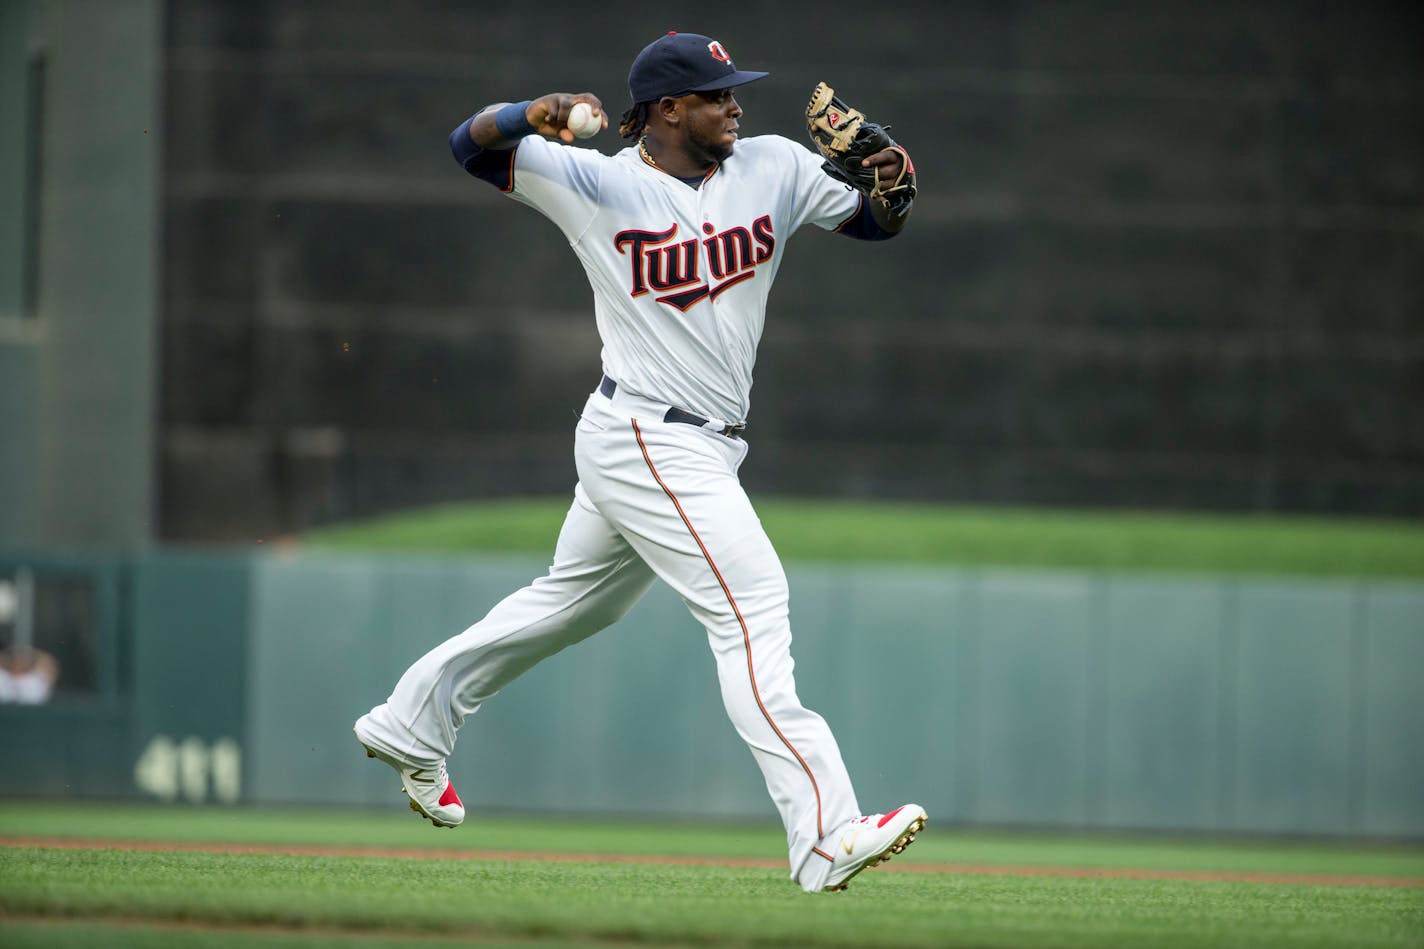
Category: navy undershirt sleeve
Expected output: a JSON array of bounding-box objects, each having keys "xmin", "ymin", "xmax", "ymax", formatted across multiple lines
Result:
[
  {"xmin": 834, "ymin": 195, "xmax": 898, "ymax": 241},
  {"xmin": 449, "ymin": 116, "xmax": 516, "ymax": 191}
]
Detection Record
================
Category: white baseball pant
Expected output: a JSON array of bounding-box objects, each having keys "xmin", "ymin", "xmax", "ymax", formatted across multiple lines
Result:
[{"xmin": 358, "ymin": 382, "xmax": 858, "ymax": 888}]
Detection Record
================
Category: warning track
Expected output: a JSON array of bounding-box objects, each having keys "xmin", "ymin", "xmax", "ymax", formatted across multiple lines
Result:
[{"xmin": 4, "ymin": 836, "xmax": 1420, "ymax": 888}]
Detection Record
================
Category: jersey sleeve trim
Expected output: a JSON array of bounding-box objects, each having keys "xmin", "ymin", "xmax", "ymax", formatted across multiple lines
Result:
[
  {"xmin": 449, "ymin": 116, "xmax": 518, "ymax": 192},
  {"xmin": 832, "ymin": 194, "xmax": 863, "ymax": 234},
  {"xmin": 833, "ymin": 194, "xmax": 898, "ymax": 242}
]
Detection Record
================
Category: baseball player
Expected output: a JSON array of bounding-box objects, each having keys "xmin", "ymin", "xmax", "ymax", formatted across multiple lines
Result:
[{"xmin": 355, "ymin": 31, "xmax": 924, "ymax": 893}]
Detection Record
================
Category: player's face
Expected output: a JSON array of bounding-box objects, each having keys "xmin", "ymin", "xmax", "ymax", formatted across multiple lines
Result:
[{"xmin": 680, "ymin": 88, "xmax": 742, "ymax": 164}]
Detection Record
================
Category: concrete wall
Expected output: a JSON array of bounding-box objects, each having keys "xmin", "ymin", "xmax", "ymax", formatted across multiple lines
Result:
[
  {"xmin": 5, "ymin": 2, "xmax": 1421, "ymax": 546},
  {"xmin": 158, "ymin": 1, "xmax": 1424, "ymax": 540},
  {"xmin": 0, "ymin": 1, "xmax": 41, "ymax": 545},
  {"xmin": 0, "ymin": 0, "xmax": 163, "ymax": 548}
]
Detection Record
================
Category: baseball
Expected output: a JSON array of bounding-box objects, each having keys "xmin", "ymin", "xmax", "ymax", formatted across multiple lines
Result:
[{"xmin": 567, "ymin": 102, "xmax": 601, "ymax": 139}]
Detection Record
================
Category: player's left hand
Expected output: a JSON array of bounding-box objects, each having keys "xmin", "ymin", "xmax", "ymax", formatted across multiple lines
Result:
[
  {"xmin": 806, "ymin": 82, "xmax": 915, "ymax": 218},
  {"xmin": 528, "ymin": 93, "xmax": 608, "ymax": 143},
  {"xmin": 859, "ymin": 147, "xmax": 908, "ymax": 184}
]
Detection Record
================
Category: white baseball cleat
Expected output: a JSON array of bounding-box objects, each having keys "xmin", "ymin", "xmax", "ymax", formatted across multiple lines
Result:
[
  {"xmin": 353, "ymin": 724, "xmax": 464, "ymax": 829},
  {"xmin": 815, "ymin": 804, "xmax": 927, "ymax": 892}
]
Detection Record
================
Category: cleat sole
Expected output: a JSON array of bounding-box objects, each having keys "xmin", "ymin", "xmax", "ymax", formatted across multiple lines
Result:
[{"xmin": 405, "ymin": 786, "xmax": 452, "ymax": 827}]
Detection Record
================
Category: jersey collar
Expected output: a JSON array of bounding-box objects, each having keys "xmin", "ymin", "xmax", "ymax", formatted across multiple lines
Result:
[{"xmin": 637, "ymin": 139, "xmax": 720, "ymax": 188}]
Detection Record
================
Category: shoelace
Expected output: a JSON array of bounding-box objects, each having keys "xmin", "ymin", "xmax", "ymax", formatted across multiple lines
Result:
[
  {"xmin": 834, "ymin": 815, "xmax": 873, "ymax": 853},
  {"xmin": 408, "ymin": 761, "xmax": 450, "ymax": 790}
]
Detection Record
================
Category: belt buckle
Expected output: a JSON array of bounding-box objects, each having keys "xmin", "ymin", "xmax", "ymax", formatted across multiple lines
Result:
[{"xmin": 721, "ymin": 422, "xmax": 747, "ymax": 439}]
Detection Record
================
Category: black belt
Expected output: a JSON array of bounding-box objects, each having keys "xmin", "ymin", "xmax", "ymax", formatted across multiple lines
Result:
[{"xmin": 599, "ymin": 376, "xmax": 746, "ymax": 439}]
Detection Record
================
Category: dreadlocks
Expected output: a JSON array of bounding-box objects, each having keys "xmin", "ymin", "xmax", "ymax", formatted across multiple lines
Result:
[{"xmin": 619, "ymin": 102, "xmax": 651, "ymax": 140}]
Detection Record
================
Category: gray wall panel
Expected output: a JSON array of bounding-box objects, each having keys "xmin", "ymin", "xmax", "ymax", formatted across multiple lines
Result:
[
  {"xmin": 1102, "ymin": 578, "xmax": 1226, "ymax": 831},
  {"xmin": 4, "ymin": 550, "xmax": 1420, "ymax": 836},
  {"xmin": 248, "ymin": 554, "xmax": 382, "ymax": 804},
  {"xmin": 32, "ymin": 0, "xmax": 162, "ymax": 546},
  {"xmin": 1231, "ymin": 583, "xmax": 1355, "ymax": 834},
  {"xmin": 1361, "ymin": 586, "xmax": 1424, "ymax": 836},
  {"xmin": 972, "ymin": 572, "xmax": 1095, "ymax": 826}
]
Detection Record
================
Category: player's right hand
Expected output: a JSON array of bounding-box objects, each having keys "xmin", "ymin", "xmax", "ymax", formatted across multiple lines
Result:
[{"xmin": 528, "ymin": 93, "xmax": 607, "ymax": 143}]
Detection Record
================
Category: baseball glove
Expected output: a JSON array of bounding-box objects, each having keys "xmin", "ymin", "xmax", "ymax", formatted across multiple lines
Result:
[{"xmin": 806, "ymin": 81, "xmax": 916, "ymax": 216}]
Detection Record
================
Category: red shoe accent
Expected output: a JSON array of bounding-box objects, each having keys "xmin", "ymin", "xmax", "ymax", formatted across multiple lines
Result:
[
  {"xmin": 877, "ymin": 806, "xmax": 906, "ymax": 829},
  {"xmin": 439, "ymin": 782, "xmax": 462, "ymax": 808}
]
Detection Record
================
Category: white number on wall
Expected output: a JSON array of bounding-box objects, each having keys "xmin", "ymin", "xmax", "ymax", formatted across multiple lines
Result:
[{"xmin": 134, "ymin": 735, "xmax": 242, "ymax": 804}]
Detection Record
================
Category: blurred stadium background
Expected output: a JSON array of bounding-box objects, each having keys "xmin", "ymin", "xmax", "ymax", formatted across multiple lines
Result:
[{"xmin": 0, "ymin": 0, "xmax": 1420, "ymax": 842}]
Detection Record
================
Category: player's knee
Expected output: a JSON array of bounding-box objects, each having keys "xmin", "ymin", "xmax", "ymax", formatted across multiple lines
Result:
[
  {"xmin": 584, "ymin": 598, "xmax": 640, "ymax": 631},
  {"xmin": 740, "ymin": 575, "xmax": 790, "ymax": 621}
]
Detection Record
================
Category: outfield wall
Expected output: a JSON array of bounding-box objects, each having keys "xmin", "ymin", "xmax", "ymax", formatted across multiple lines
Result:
[{"xmin": 1, "ymin": 551, "xmax": 1420, "ymax": 838}]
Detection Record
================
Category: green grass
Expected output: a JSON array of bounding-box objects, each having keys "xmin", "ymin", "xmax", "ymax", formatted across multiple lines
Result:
[
  {"xmin": 0, "ymin": 921, "xmax": 593, "ymax": 949},
  {"xmin": 4, "ymin": 803, "xmax": 1424, "ymax": 879},
  {"xmin": 2, "ymin": 848, "xmax": 1420, "ymax": 949},
  {"xmin": 1, "ymin": 804, "xmax": 1421, "ymax": 948},
  {"xmin": 301, "ymin": 499, "xmax": 1424, "ymax": 580}
]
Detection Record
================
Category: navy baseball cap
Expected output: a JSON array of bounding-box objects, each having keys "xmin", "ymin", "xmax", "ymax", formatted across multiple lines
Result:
[{"xmin": 628, "ymin": 32, "xmax": 768, "ymax": 103}]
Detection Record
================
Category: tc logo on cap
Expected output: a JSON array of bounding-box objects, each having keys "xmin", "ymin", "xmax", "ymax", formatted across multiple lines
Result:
[{"xmin": 627, "ymin": 32, "xmax": 767, "ymax": 104}]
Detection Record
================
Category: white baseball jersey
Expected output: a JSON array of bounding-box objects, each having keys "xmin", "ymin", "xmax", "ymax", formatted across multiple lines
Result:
[{"xmin": 506, "ymin": 134, "xmax": 860, "ymax": 423}]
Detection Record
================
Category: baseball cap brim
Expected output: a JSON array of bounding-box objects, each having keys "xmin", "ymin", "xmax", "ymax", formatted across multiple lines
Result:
[{"xmin": 681, "ymin": 69, "xmax": 769, "ymax": 95}]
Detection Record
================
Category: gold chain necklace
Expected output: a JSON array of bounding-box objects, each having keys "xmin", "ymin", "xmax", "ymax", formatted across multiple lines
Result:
[{"xmin": 638, "ymin": 137, "xmax": 716, "ymax": 180}]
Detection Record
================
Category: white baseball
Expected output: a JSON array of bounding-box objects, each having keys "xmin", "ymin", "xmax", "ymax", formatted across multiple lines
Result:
[{"xmin": 567, "ymin": 102, "xmax": 601, "ymax": 139}]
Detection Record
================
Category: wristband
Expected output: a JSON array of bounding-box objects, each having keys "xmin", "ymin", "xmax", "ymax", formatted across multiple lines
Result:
[{"xmin": 494, "ymin": 100, "xmax": 536, "ymax": 140}]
